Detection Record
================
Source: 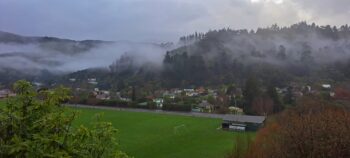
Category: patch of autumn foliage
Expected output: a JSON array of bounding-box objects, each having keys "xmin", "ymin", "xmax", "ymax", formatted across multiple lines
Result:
[
  {"xmin": 231, "ymin": 97, "xmax": 350, "ymax": 158},
  {"xmin": 251, "ymin": 97, "xmax": 274, "ymax": 116},
  {"xmin": 334, "ymin": 87, "xmax": 350, "ymax": 101}
]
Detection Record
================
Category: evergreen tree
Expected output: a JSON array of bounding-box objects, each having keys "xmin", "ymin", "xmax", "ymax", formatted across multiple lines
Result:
[
  {"xmin": 243, "ymin": 76, "xmax": 261, "ymax": 114},
  {"xmin": 131, "ymin": 86, "xmax": 136, "ymax": 101},
  {"xmin": 267, "ymin": 85, "xmax": 284, "ymax": 113},
  {"xmin": 284, "ymin": 86, "xmax": 295, "ymax": 105},
  {"xmin": 277, "ymin": 45, "xmax": 286, "ymax": 60}
]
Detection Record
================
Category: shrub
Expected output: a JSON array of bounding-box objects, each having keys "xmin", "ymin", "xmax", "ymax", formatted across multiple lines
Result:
[{"xmin": 0, "ymin": 80, "xmax": 128, "ymax": 158}]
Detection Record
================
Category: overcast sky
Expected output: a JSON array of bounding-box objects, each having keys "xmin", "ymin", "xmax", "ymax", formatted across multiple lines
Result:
[{"xmin": 0, "ymin": 0, "xmax": 349, "ymax": 42}]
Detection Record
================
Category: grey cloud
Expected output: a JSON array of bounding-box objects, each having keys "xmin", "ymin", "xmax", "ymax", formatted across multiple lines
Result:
[{"xmin": 0, "ymin": 0, "xmax": 349, "ymax": 42}]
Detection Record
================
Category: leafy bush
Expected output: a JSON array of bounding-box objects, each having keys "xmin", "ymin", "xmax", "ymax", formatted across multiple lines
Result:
[{"xmin": 0, "ymin": 80, "xmax": 128, "ymax": 158}]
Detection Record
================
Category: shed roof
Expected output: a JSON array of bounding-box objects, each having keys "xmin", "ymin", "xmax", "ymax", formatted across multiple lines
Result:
[{"xmin": 223, "ymin": 115, "xmax": 266, "ymax": 124}]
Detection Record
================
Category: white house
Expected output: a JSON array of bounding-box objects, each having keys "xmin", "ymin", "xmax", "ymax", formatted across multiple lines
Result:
[
  {"xmin": 153, "ymin": 98, "xmax": 164, "ymax": 108},
  {"xmin": 88, "ymin": 78, "xmax": 98, "ymax": 85},
  {"xmin": 322, "ymin": 84, "xmax": 331, "ymax": 89}
]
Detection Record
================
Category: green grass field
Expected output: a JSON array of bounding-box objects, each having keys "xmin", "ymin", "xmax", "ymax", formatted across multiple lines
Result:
[
  {"xmin": 72, "ymin": 108, "xmax": 254, "ymax": 158},
  {"xmin": 0, "ymin": 100, "xmax": 253, "ymax": 158}
]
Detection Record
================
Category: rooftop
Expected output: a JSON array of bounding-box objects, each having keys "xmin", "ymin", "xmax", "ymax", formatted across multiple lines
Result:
[{"xmin": 223, "ymin": 115, "xmax": 266, "ymax": 124}]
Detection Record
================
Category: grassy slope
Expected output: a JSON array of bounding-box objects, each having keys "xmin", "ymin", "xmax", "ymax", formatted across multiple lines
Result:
[{"xmin": 0, "ymin": 100, "xmax": 254, "ymax": 158}]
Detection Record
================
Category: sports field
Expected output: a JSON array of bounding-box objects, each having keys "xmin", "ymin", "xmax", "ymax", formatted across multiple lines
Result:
[
  {"xmin": 0, "ymin": 100, "xmax": 254, "ymax": 158},
  {"xmin": 73, "ymin": 107, "xmax": 254, "ymax": 158}
]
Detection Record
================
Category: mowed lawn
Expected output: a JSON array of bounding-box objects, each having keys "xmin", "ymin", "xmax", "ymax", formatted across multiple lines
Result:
[
  {"xmin": 0, "ymin": 100, "xmax": 254, "ymax": 158},
  {"xmin": 72, "ymin": 108, "xmax": 254, "ymax": 158}
]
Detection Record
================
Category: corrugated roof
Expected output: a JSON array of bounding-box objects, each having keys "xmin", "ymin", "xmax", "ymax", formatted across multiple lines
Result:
[{"xmin": 223, "ymin": 115, "xmax": 266, "ymax": 124}]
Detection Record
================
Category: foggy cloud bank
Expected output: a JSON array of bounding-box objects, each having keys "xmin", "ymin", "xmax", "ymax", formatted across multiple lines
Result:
[
  {"xmin": 0, "ymin": 37, "xmax": 169, "ymax": 75},
  {"xmin": 176, "ymin": 23, "xmax": 350, "ymax": 67}
]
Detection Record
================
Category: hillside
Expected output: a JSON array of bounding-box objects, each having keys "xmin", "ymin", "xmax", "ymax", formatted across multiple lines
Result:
[
  {"xmin": 0, "ymin": 31, "xmax": 109, "ymax": 53},
  {"xmin": 2, "ymin": 22, "xmax": 350, "ymax": 88},
  {"xmin": 66, "ymin": 22, "xmax": 350, "ymax": 90},
  {"xmin": 162, "ymin": 22, "xmax": 350, "ymax": 87},
  {"xmin": 0, "ymin": 31, "xmax": 169, "ymax": 85}
]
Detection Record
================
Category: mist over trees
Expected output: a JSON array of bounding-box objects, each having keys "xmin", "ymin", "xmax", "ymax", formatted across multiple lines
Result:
[
  {"xmin": 3, "ymin": 22, "xmax": 350, "ymax": 89},
  {"xmin": 0, "ymin": 31, "xmax": 169, "ymax": 85},
  {"xmin": 162, "ymin": 22, "xmax": 350, "ymax": 87},
  {"xmin": 65, "ymin": 22, "xmax": 350, "ymax": 91}
]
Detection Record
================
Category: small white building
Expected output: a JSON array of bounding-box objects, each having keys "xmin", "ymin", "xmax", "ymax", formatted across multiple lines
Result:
[
  {"xmin": 173, "ymin": 89, "xmax": 183, "ymax": 94},
  {"xmin": 229, "ymin": 106, "xmax": 243, "ymax": 114},
  {"xmin": 88, "ymin": 78, "xmax": 98, "ymax": 85},
  {"xmin": 322, "ymin": 84, "xmax": 331, "ymax": 89},
  {"xmin": 186, "ymin": 92, "xmax": 199, "ymax": 97},
  {"xmin": 153, "ymin": 98, "xmax": 164, "ymax": 108}
]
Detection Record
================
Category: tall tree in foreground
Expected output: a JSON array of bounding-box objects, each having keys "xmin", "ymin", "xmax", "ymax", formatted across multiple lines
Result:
[{"xmin": 0, "ymin": 80, "xmax": 128, "ymax": 158}]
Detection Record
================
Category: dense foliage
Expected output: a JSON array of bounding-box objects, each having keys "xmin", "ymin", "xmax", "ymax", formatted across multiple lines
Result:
[
  {"xmin": 162, "ymin": 22, "xmax": 350, "ymax": 87},
  {"xmin": 0, "ymin": 80, "xmax": 128, "ymax": 158},
  {"xmin": 231, "ymin": 97, "xmax": 350, "ymax": 158}
]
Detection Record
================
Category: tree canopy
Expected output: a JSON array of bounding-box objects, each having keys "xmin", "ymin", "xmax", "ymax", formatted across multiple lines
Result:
[{"xmin": 0, "ymin": 80, "xmax": 128, "ymax": 158}]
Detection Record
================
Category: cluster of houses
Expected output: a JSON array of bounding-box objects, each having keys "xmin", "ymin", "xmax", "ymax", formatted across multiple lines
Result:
[
  {"xmin": 150, "ymin": 87, "xmax": 243, "ymax": 112},
  {"xmin": 276, "ymin": 83, "xmax": 335, "ymax": 101},
  {"xmin": 160, "ymin": 87, "xmax": 212, "ymax": 99},
  {"xmin": 69, "ymin": 76, "xmax": 347, "ymax": 112}
]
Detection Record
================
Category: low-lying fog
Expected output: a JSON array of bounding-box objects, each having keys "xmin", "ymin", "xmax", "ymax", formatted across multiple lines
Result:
[{"xmin": 0, "ymin": 42, "xmax": 169, "ymax": 74}]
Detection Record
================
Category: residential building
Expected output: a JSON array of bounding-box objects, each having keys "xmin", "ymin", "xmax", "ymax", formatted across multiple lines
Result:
[{"xmin": 153, "ymin": 98, "xmax": 164, "ymax": 108}]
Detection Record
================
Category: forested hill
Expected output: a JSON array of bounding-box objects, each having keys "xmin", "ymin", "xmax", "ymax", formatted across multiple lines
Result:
[
  {"xmin": 67, "ymin": 22, "xmax": 350, "ymax": 89},
  {"xmin": 162, "ymin": 22, "xmax": 350, "ymax": 87},
  {"xmin": 0, "ymin": 31, "xmax": 110, "ymax": 54}
]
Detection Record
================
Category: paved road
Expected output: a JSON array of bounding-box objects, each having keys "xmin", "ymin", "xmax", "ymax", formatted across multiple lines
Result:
[{"xmin": 66, "ymin": 104, "xmax": 232, "ymax": 119}]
